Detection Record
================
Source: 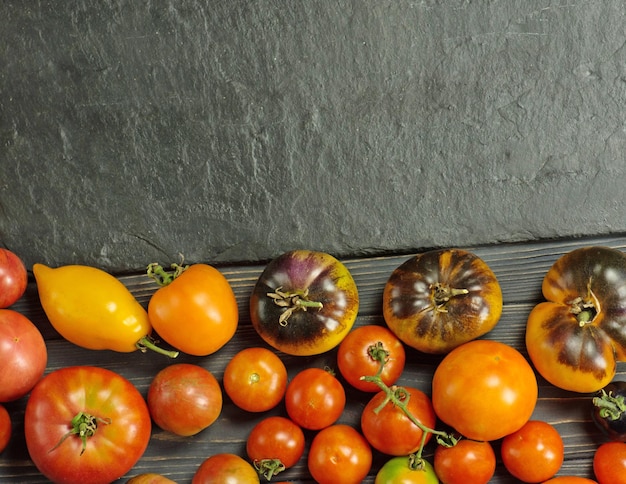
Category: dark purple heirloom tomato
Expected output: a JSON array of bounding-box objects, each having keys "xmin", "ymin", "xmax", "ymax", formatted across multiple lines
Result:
[
  {"xmin": 593, "ymin": 381, "xmax": 626, "ymax": 441},
  {"xmin": 250, "ymin": 250, "xmax": 359, "ymax": 356}
]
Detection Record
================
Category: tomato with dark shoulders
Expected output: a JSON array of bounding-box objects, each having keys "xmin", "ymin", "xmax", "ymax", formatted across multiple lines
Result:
[
  {"xmin": 250, "ymin": 250, "xmax": 359, "ymax": 356},
  {"xmin": 383, "ymin": 248, "xmax": 502, "ymax": 354}
]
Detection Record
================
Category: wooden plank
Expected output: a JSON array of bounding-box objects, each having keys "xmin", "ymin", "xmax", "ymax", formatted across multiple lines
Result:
[{"xmin": 3, "ymin": 234, "xmax": 626, "ymax": 483}]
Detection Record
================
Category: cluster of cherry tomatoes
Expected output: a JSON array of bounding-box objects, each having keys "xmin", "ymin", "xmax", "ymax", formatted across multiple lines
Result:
[{"xmin": 2, "ymin": 245, "xmax": 626, "ymax": 483}]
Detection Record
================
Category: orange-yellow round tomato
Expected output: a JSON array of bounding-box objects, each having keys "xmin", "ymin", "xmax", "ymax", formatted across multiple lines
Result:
[
  {"xmin": 526, "ymin": 246, "xmax": 626, "ymax": 393},
  {"xmin": 148, "ymin": 263, "xmax": 238, "ymax": 356},
  {"xmin": 383, "ymin": 249, "xmax": 502, "ymax": 354},
  {"xmin": 250, "ymin": 250, "xmax": 359, "ymax": 356},
  {"xmin": 432, "ymin": 340, "xmax": 538, "ymax": 441}
]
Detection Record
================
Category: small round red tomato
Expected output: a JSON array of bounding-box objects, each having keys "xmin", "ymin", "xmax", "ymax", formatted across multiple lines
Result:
[
  {"xmin": 147, "ymin": 262, "xmax": 238, "ymax": 356},
  {"xmin": 337, "ymin": 325, "xmax": 406, "ymax": 392},
  {"xmin": 148, "ymin": 363, "xmax": 222, "ymax": 436},
  {"xmin": 246, "ymin": 416, "xmax": 305, "ymax": 480},
  {"xmin": 361, "ymin": 386, "xmax": 436, "ymax": 456},
  {"xmin": 0, "ymin": 248, "xmax": 27, "ymax": 308},
  {"xmin": 24, "ymin": 366, "xmax": 151, "ymax": 484},
  {"xmin": 432, "ymin": 339, "xmax": 538, "ymax": 441},
  {"xmin": 383, "ymin": 249, "xmax": 502, "ymax": 354},
  {"xmin": 434, "ymin": 439, "xmax": 496, "ymax": 484},
  {"xmin": 126, "ymin": 474, "xmax": 177, "ymax": 483},
  {"xmin": 250, "ymin": 250, "xmax": 359, "ymax": 356},
  {"xmin": 223, "ymin": 347, "xmax": 287, "ymax": 412},
  {"xmin": 0, "ymin": 404, "xmax": 11, "ymax": 453},
  {"xmin": 526, "ymin": 246, "xmax": 626, "ymax": 393},
  {"xmin": 192, "ymin": 453, "xmax": 260, "ymax": 484},
  {"xmin": 0, "ymin": 309, "xmax": 47, "ymax": 402},
  {"xmin": 501, "ymin": 420, "xmax": 564, "ymax": 482},
  {"xmin": 308, "ymin": 424, "xmax": 372, "ymax": 484},
  {"xmin": 543, "ymin": 478, "xmax": 598, "ymax": 484},
  {"xmin": 285, "ymin": 367, "xmax": 345, "ymax": 430},
  {"xmin": 594, "ymin": 441, "xmax": 626, "ymax": 484},
  {"xmin": 375, "ymin": 456, "xmax": 438, "ymax": 484}
]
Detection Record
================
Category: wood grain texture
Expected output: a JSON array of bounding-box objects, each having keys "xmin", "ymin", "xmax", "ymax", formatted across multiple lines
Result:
[{"xmin": 3, "ymin": 234, "xmax": 626, "ymax": 483}]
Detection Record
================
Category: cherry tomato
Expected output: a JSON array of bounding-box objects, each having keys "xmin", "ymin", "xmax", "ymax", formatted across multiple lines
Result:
[
  {"xmin": 285, "ymin": 367, "xmax": 345, "ymax": 430},
  {"xmin": 432, "ymin": 339, "xmax": 538, "ymax": 441},
  {"xmin": 192, "ymin": 453, "xmax": 260, "ymax": 484},
  {"xmin": 0, "ymin": 248, "xmax": 27, "ymax": 308},
  {"xmin": 337, "ymin": 324, "xmax": 406, "ymax": 392},
  {"xmin": 375, "ymin": 456, "xmax": 438, "ymax": 484},
  {"xmin": 594, "ymin": 441, "xmax": 626, "ymax": 484},
  {"xmin": 361, "ymin": 386, "xmax": 436, "ymax": 456},
  {"xmin": 592, "ymin": 380, "xmax": 626, "ymax": 441},
  {"xmin": 307, "ymin": 424, "xmax": 372, "ymax": 484},
  {"xmin": 250, "ymin": 250, "xmax": 359, "ymax": 356},
  {"xmin": 383, "ymin": 248, "xmax": 502, "ymax": 354},
  {"xmin": 526, "ymin": 246, "xmax": 626, "ymax": 393},
  {"xmin": 434, "ymin": 439, "xmax": 496, "ymax": 484},
  {"xmin": 24, "ymin": 366, "xmax": 151, "ymax": 484},
  {"xmin": 246, "ymin": 416, "xmax": 305, "ymax": 480},
  {"xmin": 223, "ymin": 347, "xmax": 287, "ymax": 412},
  {"xmin": 147, "ymin": 363, "xmax": 222, "ymax": 436},
  {"xmin": 126, "ymin": 474, "xmax": 177, "ymax": 483},
  {"xmin": 0, "ymin": 404, "xmax": 11, "ymax": 453},
  {"xmin": 501, "ymin": 420, "xmax": 564, "ymax": 482},
  {"xmin": 0, "ymin": 309, "xmax": 47, "ymax": 402},
  {"xmin": 147, "ymin": 262, "xmax": 238, "ymax": 356},
  {"xmin": 542, "ymin": 478, "xmax": 598, "ymax": 484}
]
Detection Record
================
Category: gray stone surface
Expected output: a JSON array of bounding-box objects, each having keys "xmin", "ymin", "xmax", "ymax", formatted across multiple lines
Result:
[{"xmin": 2, "ymin": 1, "xmax": 626, "ymax": 273}]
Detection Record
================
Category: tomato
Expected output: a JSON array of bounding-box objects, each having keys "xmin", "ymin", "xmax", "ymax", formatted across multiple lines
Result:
[
  {"xmin": 501, "ymin": 420, "xmax": 564, "ymax": 482},
  {"xmin": 250, "ymin": 250, "xmax": 359, "ymax": 356},
  {"xmin": 0, "ymin": 248, "xmax": 27, "ymax": 308},
  {"xmin": 0, "ymin": 404, "xmax": 11, "ymax": 453},
  {"xmin": 147, "ymin": 363, "xmax": 222, "ymax": 436},
  {"xmin": 361, "ymin": 386, "xmax": 436, "ymax": 456},
  {"xmin": 126, "ymin": 474, "xmax": 177, "ymax": 483},
  {"xmin": 24, "ymin": 366, "xmax": 151, "ymax": 484},
  {"xmin": 33, "ymin": 263, "xmax": 177, "ymax": 356},
  {"xmin": 383, "ymin": 248, "xmax": 502, "ymax": 354},
  {"xmin": 0, "ymin": 309, "xmax": 47, "ymax": 402},
  {"xmin": 594, "ymin": 441, "xmax": 626, "ymax": 484},
  {"xmin": 434, "ymin": 439, "xmax": 495, "ymax": 484},
  {"xmin": 147, "ymin": 262, "xmax": 238, "ymax": 356},
  {"xmin": 223, "ymin": 347, "xmax": 287, "ymax": 412},
  {"xmin": 192, "ymin": 453, "xmax": 260, "ymax": 484},
  {"xmin": 592, "ymin": 380, "xmax": 626, "ymax": 441},
  {"xmin": 375, "ymin": 456, "xmax": 438, "ymax": 484},
  {"xmin": 246, "ymin": 416, "xmax": 305, "ymax": 480},
  {"xmin": 526, "ymin": 246, "xmax": 626, "ymax": 393},
  {"xmin": 307, "ymin": 424, "xmax": 372, "ymax": 484},
  {"xmin": 542, "ymin": 478, "xmax": 598, "ymax": 484},
  {"xmin": 285, "ymin": 367, "xmax": 346, "ymax": 430},
  {"xmin": 337, "ymin": 324, "xmax": 406, "ymax": 392},
  {"xmin": 432, "ymin": 339, "xmax": 538, "ymax": 441}
]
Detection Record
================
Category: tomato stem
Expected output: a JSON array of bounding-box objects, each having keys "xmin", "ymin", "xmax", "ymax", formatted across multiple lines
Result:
[
  {"xmin": 253, "ymin": 458, "xmax": 286, "ymax": 480},
  {"xmin": 431, "ymin": 283, "xmax": 469, "ymax": 312},
  {"xmin": 136, "ymin": 335, "xmax": 179, "ymax": 358},
  {"xmin": 593, "ymin": 389, "xmax": 626, "ymax": 421},
  {"xmin": 146, "ymin": 261, "xmax": 187, "ymax": 286},
  {"xmin": 49, "ymin": 411, "xmax": 112, "ymax": 456},
  {"xmin": 267, "ymin": 286, "xmax": 323, "ymax": 326}
]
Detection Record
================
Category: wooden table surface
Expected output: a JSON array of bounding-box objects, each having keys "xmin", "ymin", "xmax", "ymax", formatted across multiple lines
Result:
[{"xmin": 3, "ymin": 234, "xmax": 625, "ymax": 483}]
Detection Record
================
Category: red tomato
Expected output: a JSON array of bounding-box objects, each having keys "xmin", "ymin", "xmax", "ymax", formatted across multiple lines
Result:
[
  {"xmin": 0, "ymin": 404, "xmax": 11, "ymax": 453},
  {"xmin": 192, "ymin": 453, "xmax": 260, "ymax": 484},
  {"xmin": 375, "ymin": 456, "xmax": 439, "ymax": 484},
  {"xmin": 434, "ymin": 440, "xmax": 496, "ymax": 484},
  {"xmin": 361, "ymin": 386, "xmax": 436, "ymax": 456},
  {"xmin": 0, "ymin": 309, "xmax": 47, "ymax": 402},
  {"xmin": 308, "ymin": 424, "xmax": 372, "ymax": 484},
  {"xmin": 337, "ymin": 324, "xmax": 406, "ymax": 392},
  {"xmin": 501, "ymin": 420, "xmax": 564, "ymax": 482},
  {"xmin": 147, "ymin": 363, "xmax": 222, "ymax": 436},
  {"xmin": 285, "ymin": 367, "xmax": 345, "ymax": 430},
  {"xmin": 126, "ymin": 474, "xmax": 177, "ymax": 483},
  {"xmin": 24, "ymin": 366, "xmax": 151, "ymax": 484},
  {"xmin": 147, "ymin": 263, "xmax": 238, "ymax": 356},
  {"xmin": 542, "ymin": 479, "xmax": 598, "ymax": 484},
  {"xmin": 246, "ymin": 416, "xmax": 305, "ymax": 480},
  {"xmin": 594, "ymin": 441, "xmax": 626, "ymax": 484},
  {"xmin": 0, "ymin": 248, "xmax": 27, "ymax": 308},
  {"xmin": 223, "ymin": 347, "xmax": 287, "ymax": 412},
  {"xmin": 432, "ymin": 339, "xmax": 538, "ymax": 441}
]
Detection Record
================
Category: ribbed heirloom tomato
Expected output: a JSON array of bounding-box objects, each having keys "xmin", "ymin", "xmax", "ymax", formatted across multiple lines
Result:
[{"xmin": 432, "ymin": 339, "xmax": 538, "ymax": 441}]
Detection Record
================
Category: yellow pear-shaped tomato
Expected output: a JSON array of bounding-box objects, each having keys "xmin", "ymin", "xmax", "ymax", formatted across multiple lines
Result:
[{"xmin": 33, "ymin": 263, "xmax": 176, "ymax": 356}]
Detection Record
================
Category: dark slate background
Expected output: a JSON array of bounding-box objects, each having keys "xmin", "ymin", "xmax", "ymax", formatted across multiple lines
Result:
[{"xmin": 2, "ymin": 1, "xmax": 626, "ymax": 273}]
